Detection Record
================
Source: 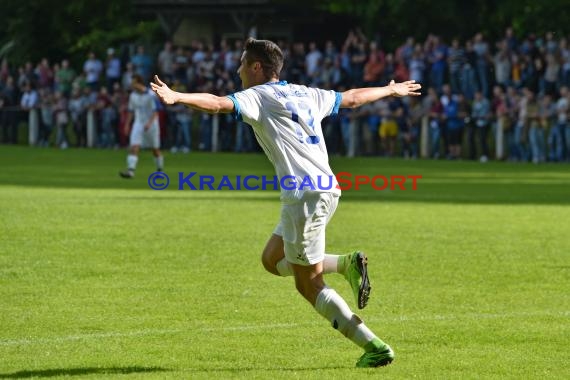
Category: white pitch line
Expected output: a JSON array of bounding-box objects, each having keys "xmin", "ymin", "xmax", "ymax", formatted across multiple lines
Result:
[
  {"xmin": 392, "ymin": 310, "xmax": 570, "ymax": 321},
  {"xmin": 0, "ymin": 311, "xmax": 567, "ymax": 347},
  {"xmin": 0, "ymin": 329, "xmax": 183, "ymax": 347}
]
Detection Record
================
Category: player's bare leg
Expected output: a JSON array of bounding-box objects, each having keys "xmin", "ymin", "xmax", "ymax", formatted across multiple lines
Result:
[
  {"xmin": 261, "ymin": 234, "xmax": 371, "ymax": 308},
  {"xmin": 261, "ymin": 234, "xmax": 284, "ymax": 276},
  {"xmin": 151, "ymin": 147, "xmax": 164, "ymax": 171},
  {"xmin": 120, "ymin": 145, "xmax": 140, "ymax": 178},
  {"xmin": 290, "ymin": 261, "xmax": 393, "ymax": 367}
]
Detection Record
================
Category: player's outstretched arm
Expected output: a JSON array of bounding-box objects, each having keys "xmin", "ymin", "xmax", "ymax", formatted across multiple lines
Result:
[
  {"xmin": 150, "ymin": 75, "xmax": 234, "ymax": 114},
  {"xmin": 340, "ymin": 80, "xmax": 421, "ymax": 109}
]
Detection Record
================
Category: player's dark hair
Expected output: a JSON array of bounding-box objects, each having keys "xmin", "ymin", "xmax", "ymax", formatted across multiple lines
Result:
[{"xmin": 244, "ymin": 37, "xmax": 283, "ymax": 80}]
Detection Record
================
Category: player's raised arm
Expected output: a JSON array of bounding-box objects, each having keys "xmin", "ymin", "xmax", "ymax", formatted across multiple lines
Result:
[
  {"xmin": 150, "ymin": 75, "xmax": 235, "ymax": 114},
  {"xmin": 340, "ymin": 80, "xmax": 421, "ymax": 109}
]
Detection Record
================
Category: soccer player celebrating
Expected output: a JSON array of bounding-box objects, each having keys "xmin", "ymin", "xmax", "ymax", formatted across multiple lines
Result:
[
  {"xmin": 151, "ymin": 38, "xmax": 421, "ymax": 367},
  {"xmin": 119, "ymin": 74, "xmax": 164, "ymax": 178}
]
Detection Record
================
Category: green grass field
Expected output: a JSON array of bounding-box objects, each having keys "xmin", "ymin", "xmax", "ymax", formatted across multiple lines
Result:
[{"xmin": 1, "ymin": 145, "xmax": 569, "ymax": 379}]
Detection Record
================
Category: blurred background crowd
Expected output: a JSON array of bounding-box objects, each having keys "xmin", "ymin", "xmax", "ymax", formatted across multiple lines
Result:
[{"xmin": 1, "ymin": 26, "xmax": 570, "ymax": 163}]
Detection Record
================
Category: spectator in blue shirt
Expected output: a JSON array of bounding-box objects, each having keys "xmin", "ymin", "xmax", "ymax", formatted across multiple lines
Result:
[
  {"xmin": 130, "ymin": 46, "xmax": 153, "ymax": 83},
  {"xmin": 471, "ymin": 90, "xmax": 492, "ymax": 162}
]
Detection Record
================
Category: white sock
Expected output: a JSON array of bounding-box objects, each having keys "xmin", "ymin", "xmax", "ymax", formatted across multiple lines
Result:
[
  {"xmin": 154, "ymin": 155, "xmax": 164, "ymax": 170},
  {"xmin": 127, "ymin": 154, "xmax": 138, "ymax": 171},
  {"xmin": 323, "ymin": 254, "xmax": 340, "ymax": 274},
  {"xmin": 314, "ymin": 287, "xmax": 380, "ymax": 350},
  {"xmin": 275, "ymin": 254, "xmax": 344, "ymax": 277}
]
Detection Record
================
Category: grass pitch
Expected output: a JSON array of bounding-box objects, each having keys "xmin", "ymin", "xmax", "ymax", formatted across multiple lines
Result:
[{"xmin": 0, "ymin": 146, "xmax": 569, "ymax": 379}]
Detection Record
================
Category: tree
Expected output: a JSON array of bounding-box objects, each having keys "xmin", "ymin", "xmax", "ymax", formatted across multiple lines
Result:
[
  {"xmin": 314, "ymin": 0, "xmax": 570, "ymax": 47},
  {"xmin": 0, "ymin": 0, "xmax": 159, "ymax": 67}
]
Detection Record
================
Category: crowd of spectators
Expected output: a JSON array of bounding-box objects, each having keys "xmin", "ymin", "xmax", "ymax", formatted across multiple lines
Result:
[{"xmin": 1, "ymin": 27, "xmax": 570, "ymax": 163}]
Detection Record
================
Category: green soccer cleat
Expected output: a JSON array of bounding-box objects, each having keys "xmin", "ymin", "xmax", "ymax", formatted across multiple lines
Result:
[
  {"xmin": 356, "ymin": 345, "xmax": 394, "ymax": 368},
  {"xmin": 343, "ymin": 251, "xmax": 371, "ymax": 309}
]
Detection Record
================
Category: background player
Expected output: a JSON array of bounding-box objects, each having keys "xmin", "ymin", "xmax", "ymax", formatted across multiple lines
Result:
[{"xmin": 119, "ymin": 74, "xmax": 164, "ymax": 178}]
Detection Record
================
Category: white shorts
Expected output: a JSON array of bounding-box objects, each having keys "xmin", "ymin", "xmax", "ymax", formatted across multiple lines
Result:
[
  {"xmin": 273, "ymin": 192, "xmax": 339, "ymax": 266},
  {"xmin": 130, "ymin": 122, "xmax": 160, "ymax": 149}
]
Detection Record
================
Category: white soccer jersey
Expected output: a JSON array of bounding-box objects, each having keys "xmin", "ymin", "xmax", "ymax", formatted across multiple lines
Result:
[
  {"xmin": 128, "ymin": 89, "xmax": 158, "ymax": 127},
  {"xmin": 228, "ymin": 81, "xmax": 342, "ymax": 202}
]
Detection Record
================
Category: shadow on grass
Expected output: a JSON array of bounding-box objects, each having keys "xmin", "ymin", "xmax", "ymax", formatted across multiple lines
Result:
[
  {"xmin": 183, "ymin": 365, "xmax": 349, "ymax": 373},
  {"xmin": 2, "ymin": 182, "xmax": 570, "ymax": 205},
  {"xmin": 0, "ymin": 366, "xmax": 170, "ymax": 378},
  {"xmin": 1, "ymin": 145, "xmax": 570, "ymax": 205},
  {"xmin": 109, "ymin": 180, "xmax": 570, "ymax": 205}
]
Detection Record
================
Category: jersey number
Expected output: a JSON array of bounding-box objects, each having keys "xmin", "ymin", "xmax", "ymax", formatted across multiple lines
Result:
[{"xmin": 286, "ymin": 101, "xmax": 320, "ymax": 144}]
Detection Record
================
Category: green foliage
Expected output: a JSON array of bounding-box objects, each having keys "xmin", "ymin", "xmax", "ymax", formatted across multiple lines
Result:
[
  {"xmin": 318, "ymin": 0, "xmax": 570, "ymax": 46},
  {"xmin": 72, "ymin": 22, "xmax": 160, "ymax": 54},
  {"xmin": 1, "ymin": 0, "xmax": 568, "ymax": 68},
  {"xmin": 0, "ymin": 0, "xmax": 159, "ymax": 67},
  {"xmin": 0, "ymin": 41, "xmax": 16, "ymax": 58}
]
